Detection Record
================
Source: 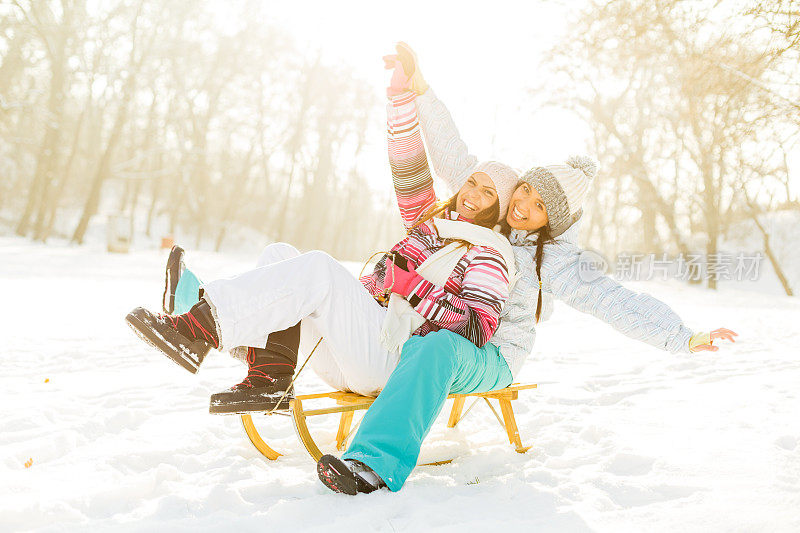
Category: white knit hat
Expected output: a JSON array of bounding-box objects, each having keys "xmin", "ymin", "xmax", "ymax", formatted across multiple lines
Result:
[
  {"xmin": 471, "ymin": 161, "xmax": 519, "ymax": 222},
  {"xmin": 519, "ymin": 155, "xmax": 598, "ymax": 237}
]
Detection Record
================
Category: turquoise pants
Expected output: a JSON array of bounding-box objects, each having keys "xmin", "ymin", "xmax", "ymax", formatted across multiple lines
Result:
[
  {"xmin": 173, "ymin": 268, "xmax": 202, "ymax": 315},
  {"xmin": 342, "ymin": 329, "xmax": 513, "ymax": 491}
]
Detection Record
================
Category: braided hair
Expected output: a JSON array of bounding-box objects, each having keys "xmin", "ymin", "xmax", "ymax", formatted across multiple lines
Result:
[
  {"xmin": 498, "ymin": 204, "xmax": 552, "ymax": 323},
  {"xmin": 533, "ymin": 226, "xmax": 552, "ymax": 323}
]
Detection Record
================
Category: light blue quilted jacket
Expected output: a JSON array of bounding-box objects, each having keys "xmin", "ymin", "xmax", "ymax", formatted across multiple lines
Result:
[{"xmin": 416, "ymin": 89, "xmax": 694, "ymax": 378}]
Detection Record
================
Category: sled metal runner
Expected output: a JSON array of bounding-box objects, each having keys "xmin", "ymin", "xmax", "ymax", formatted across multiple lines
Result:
[{"xmin": 239, "ymin": 383, "xmax": 537, "ymax": 463}]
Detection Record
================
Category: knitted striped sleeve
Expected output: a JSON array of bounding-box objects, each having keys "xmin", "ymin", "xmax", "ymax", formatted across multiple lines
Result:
[
  {"xmin": 359, "ymin": 254, "xmax": 388, "ymax": 300},
  {"xmin": 406, "ymin": 246, "xmax": 510, "ymax": 347},
  {"xmin": 387, "ymin": 91, "xmax": 438, "ymax": 229}
]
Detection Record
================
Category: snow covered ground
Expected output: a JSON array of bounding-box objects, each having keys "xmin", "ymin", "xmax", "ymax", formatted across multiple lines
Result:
[{"xmin": 2, "ymin": 236, "xmax": 799, "ymax": 532}]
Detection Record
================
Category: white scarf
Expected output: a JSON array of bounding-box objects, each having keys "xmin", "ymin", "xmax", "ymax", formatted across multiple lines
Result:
[{"xmin": 379, "ymin": 218, "xmax": 517, "ymax": 353}]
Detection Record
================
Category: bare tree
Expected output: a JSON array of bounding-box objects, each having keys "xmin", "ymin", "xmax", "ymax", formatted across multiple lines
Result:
[
  {"xmin": 0, "ymin": 0, "xmax": 393, "ymax": 261},
  {"xmin": 71, "ymin": 0, "xmax": 148, "ymax": 244},
  {"xmin": 11, "ymin": 0, "xmax": 77, "ymax": 237},
  {"xmin": 542, "ymin": 0, "xmax": 798, "ymax": 289}
]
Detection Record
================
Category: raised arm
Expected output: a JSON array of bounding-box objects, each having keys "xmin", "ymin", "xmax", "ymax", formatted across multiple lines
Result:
[
  {"xmin": 387, "ymin": 91, "xmax": 438, "ymax": 229},
  {"xmin": 416, "ymin": 88, "xmax": 479, "ymax": 195},
  {"xmin": 542, "ymin": 243, "xmax": 695, "ymax": 353},
  {"xmin": 385, "ymin": 43, "xmax": 478, "ymax": 195}
]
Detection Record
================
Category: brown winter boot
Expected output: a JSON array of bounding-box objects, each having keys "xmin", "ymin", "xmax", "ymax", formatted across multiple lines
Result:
[{"xmin": 209, "ymin": 323, "xmax": 300, "ymax": 414}]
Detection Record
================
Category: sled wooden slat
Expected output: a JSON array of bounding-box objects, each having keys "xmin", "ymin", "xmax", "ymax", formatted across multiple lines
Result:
[
  {"xmin": 301, "ymin": 403, "xmax": 374, "ymax": 417},
  {"xmin": 335, "ymin": 407, "xmax": 355, "ymax": 451},
  {"xmin": 295, "ymin": 391, "xmax": 345, "ymax": 400},
  {"xmin": 239, "ymin": 382, "xmax": 537, "ymax": 463},
  {"xmin": 447, "ymin": 396, "xmax": 466, "ymax": 428}
]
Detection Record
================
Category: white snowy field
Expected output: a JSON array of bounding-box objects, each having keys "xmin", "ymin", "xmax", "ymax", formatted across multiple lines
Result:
[{"xmin": 2, "ymin": 236, "xmax": 799, "ymax": 532}]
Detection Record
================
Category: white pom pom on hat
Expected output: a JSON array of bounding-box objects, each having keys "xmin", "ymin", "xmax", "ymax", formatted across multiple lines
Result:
[
  {"xmin": 519, "ymin": 155, "xmax": 598, "ymax": 237},
  {"xmin": 546, "ymin": 154, "xmax": 598, "ymax": 217},
  {"xmin": 565, "ymin": 155, "xmax": 598, "ymax": 181}
]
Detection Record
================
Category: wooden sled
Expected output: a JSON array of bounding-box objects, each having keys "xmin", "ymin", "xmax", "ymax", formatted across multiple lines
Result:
[{"xmin": 239, "ymin": 383, "xmax": 537, "ymax": 464}]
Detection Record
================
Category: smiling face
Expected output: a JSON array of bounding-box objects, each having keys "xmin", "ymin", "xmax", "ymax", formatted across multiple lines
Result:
[
  {"xmin": 506, "ymin": 182, "xmax": 549, "ymax": 231},
  {"xmin": 455, "ymin": 172, "xmax": 498, "ymax": 220}
]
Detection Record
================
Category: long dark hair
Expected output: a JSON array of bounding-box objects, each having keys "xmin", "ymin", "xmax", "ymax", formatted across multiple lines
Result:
[
  {"xmin": 497, "ymin": 216, "xmax": 512, "ymax": 237},
  {"xmin": 497, "ymin": 182, "xmax": 553, "ymax": 323},
  {"xmin": 498, "ymin": 222, "xmax": 552, "ymax": 322},
  {"xmin": 533, "ymin": 226, "xmax": 553, "ymax": 323},
  {"xmin": 412, "ymin": 193, "xmax": 500, "ymax": 231}
]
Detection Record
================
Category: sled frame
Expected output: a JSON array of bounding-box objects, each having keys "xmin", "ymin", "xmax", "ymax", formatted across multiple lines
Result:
[{"xmin": 239, "ymin": 383, "xmax": 536, "ymax": 463}]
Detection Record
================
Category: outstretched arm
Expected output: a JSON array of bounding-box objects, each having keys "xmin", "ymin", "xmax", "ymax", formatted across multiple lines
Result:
[{"xmin": 542, "ymin": 243, "xmax": 736, "ymax": 353}]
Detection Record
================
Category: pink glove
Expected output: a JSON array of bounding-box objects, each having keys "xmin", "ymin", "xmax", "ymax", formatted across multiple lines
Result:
[
  {"xmin": 383, "ymin": 42, "xmax": 426, "ymax": 98},
  {"xmin": 383, "ymin": 259, "xmax": 423, "ymax": 297},
  {"xmin": 383, "ymin": 54, "xmax": 412, "ymax": 98}
]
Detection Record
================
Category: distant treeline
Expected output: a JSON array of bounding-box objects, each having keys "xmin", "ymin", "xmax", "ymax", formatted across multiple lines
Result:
[
  {"xmin": 1, "ymin": 0, "xmax": 402, "ymax": 260},
  {"xmin": 542, "ymin": 0, "xmax": 799, "ymax": 293}
]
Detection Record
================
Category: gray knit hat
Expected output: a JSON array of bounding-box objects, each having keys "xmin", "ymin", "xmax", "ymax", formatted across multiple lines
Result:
[{"xmin": 519, "ymin": 155, "xmax": 598, "ymax": 237}]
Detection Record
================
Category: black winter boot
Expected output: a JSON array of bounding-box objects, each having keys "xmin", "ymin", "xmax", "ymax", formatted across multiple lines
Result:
[
  {"xmin": 126, "ymin": 300, "xmax": 218, "ymax": 374},
  {"xmin": 317, "ymin": 455, "xmax": 387, "ymax": 495},
  {"xmin": 209, "ymin": 323, "xmax": 300, "ymax": 414}
]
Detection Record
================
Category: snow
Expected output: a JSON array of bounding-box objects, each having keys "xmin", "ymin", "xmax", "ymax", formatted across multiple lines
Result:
[{"xmin": 2, "ymin": 236, "xmax": 799, "ymax": 532}]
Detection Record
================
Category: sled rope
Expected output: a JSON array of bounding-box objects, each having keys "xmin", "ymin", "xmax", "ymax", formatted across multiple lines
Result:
[
  {"xmin": 359, "ymin": 250, "xmax": 396, "ymax": 298},
  {"xmin": 267, "ymin": 336, "xmax": 323, "ymax": 415},
  {"xmin": 358, "ymin": 251, "xmax": 391, "ymax": 278}
]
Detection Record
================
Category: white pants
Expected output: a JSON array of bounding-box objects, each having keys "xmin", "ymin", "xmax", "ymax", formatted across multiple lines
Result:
[{"xmin": 202, "ymin": 243, "xmax": 400, "ymax": 396}]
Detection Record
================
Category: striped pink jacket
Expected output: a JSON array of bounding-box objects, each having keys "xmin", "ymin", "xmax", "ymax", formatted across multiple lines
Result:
[{"xmin": 360, "ymin": 91, "xmax": 509, "ymax": 348}]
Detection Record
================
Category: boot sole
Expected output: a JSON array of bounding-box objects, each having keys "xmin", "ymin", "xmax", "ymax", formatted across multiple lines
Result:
[
  {"xmin": 125, "ymin": 309, "xmax": 205, "ymax": 374},
  {"xmin": 317, "ymin": 455, "xmax": 359, "ymax": 495},
  {"xmin": 208, "ymin": 391, "xmax": 293, "ymax": 415}
]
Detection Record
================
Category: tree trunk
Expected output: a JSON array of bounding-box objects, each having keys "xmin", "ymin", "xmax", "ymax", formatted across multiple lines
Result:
[
  {"xmin": 214, "ymin": 140, "xmax": 256, "ymax": 252},
  {"xmin": 750, "ymin": 212, "xmax": 794, "ymax": 296},
  {"xmin": 71, "ymin": 76, "xmax": 135, "ymax": 244},
  {"xmin": 16, "ymin": 18, "xmax": 68, "ymax": 237},
  {"xmin": 39, "ymin": 100, "xmax": 89, "ymax": 242},
  {"xmin": 145, "ymin": 147, "xmax": 165, "ymax": 238},
  {"xmin": 0, "ymin": 28, "xmax": 28, "ymax": 95},
  {"xmin": 273, "ymin": 59, "xmax": 319, "ymax": 240},
  {"xmin": 71, "ymin": 0, "xmax": 146, "ymax": 244}
]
